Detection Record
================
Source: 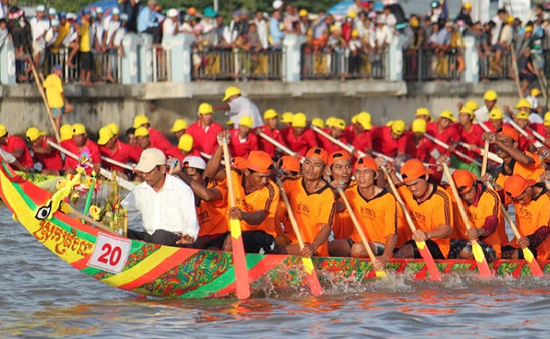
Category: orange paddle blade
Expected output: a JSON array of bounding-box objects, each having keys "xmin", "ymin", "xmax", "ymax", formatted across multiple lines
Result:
[
  {"xmin": 472, "ymin": 241, "xmax": 493, "ymax": 278},
  {"xmin": 416, "ymin": 241, "xmax": 442, "ymax": 281},
  {"xmin": 230, "ymin": 218, "xmax": 250, "ymax": 300},
  {"xmin": 523, "ymin": 248, "xmax": 544, "ymax": 277},
  {"xmin": 301, "ymin": 257, "xmax": 323, "ymax": 296}
]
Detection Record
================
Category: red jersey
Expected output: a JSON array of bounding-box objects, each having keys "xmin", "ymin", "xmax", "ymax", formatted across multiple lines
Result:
[
  {"xmin": 256, "ymin": 125, "xmax": 287, "ymax": 158},
  {"xmin": 1, "ymin": 135, "xmax": 34, "ymax": 167},
  {"xmin": 99, "ymin": 140, "xmax": 140, "ymax": 172},
  {"xmin": 411, "ymin": 137, "xmax": 437, "ymax": 163},
  {"xmin": 371, "ymin": 126, "xmax": 411, "ymax": 157},
  {"xmin": 63, "ymin": 139, "xmax": 101, "ymax": 170},
  {"xmin": 34, "ymin": 136, "xmax": 63, "ymax": 171},
  {"xmin": 186, "ymin": 121, "xmax": 224, "ymax": 156},
  {"xmin": 281, "ymin": 127, "xmax": 317, "ymax": 157},
  {"xmin": 343, "ymin": 125, "xmax": 356, "ymax": 145},
  {"xmin": 229, "ymin": 129, "xmax": 258, "ymax": 158},
  {"xmin": 148, "ymin": 128, "xmax": 172, "ymax": 154},
  {"xmin": 318, "ymin": 131, "xmax": 350, "ymax": 155},
  {"xmin": 455, "ymin": 123, "xmax": 484, "ymax": 163},
  {"xmin": 426, "ymin": 122, "xmax": 460, "ymax": 155},
  {"xmin": 352, "ymin": 130, "xmax": 373, "ymax": 154}
]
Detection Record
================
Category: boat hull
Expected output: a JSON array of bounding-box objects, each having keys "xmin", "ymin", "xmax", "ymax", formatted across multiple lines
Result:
[{"xmin": 0, "ymin": 161, "xmax": 547, "ymax": 299}]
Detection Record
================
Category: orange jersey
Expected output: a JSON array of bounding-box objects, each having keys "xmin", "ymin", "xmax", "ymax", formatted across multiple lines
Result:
[
  {"xmin": 230, "ymin": 170, "xmax": 280, "ymax": 237},
  {"xmin": 448, "ymin": 183, "xmax": 505, "ymax": 257},
  {"xmin": 344, "ymin": 187, "xmax": 397, "ymax": 245},
  {"xmin": 283, "ymin": 178, "xmax": 336, "ymax": 256},
  {"xmin": 495, "ymin": 151, "xmax": 545, "ymax": 188},
  {"xmin": 332, "ymin": 181, "xmax": 357, "ymax": 239},
  {"xmin": 510, "ymin": 184, "xmax": 550, "ymax": 260},
  {"xmin": 196, "ymin": 179, "xmax": 229, "ymax": 237},
  {"xmin": 397, "ymin": 183, "xmax": 453, "ymax": 258}
]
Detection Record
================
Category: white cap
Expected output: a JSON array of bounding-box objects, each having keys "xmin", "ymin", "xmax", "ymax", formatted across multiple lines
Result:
[
  {"xmin": 51, "ymin": 19, "xmax": 60, "ymax": 27},
  {"xmin": 273, "ymin": 0, "xmax": 284, "ymax": 10},
  {"xmin": 167, "ymin": 8, "xmax": 178, "ymax": 18},
  {"xmin": 48, "ymin": 8, "xmax": 57, "ymax": 15},
  {"xmin": 37, "ymin": 5, "xmax": 46, "ymax": 12},
  {"xmin": 134, "ymin": 149, "xmax": 166, "ymax": 173},
  {"xmin": 96, "ymin": 7, "xmax": 103, "ymax": 13},
  {"xmin": 67, "ymin": 13, "xmax": 77, "ymax": 20},
  {"xmin": 112, "ymin": 7, "xmax": 120, "ymax": 15},
  {"xmin": 183, "ymin": 156, "xmax": 206, "ymax": 170},
  {"xmin": 120, "ymin": 13, "xmax": 128, "ymax": 21}
]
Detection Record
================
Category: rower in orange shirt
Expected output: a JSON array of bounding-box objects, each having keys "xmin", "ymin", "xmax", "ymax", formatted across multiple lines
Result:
[
  {"xmin": 173, "ymin": 156, "xmax": 229, "ymax": 249},
  {"xmin": 206, "ymin": 133, "xmax": 280, "ymax": 254},
  {"xmin": 281, "ymin": 112, "xmax": 317, "ymax": 157},
  {"xmin": 186, "ymin": 103, "xmax": 225, "ymax": 157},
  {"xmin": 133, "ymin": 115, "xmax": 172, "ymax": 153},
  {"xmin": 0, "ymin": 125, "xmax": 33, "ymax": 171},
  {"xmin": 97, "ymin": 126, "xmax": 140, "ymax": 176},
  {"xmin": 256, "ymin": 109, "xmax": 287, "ymax": 159},
  {"xmin": 381, "ymin": 158, "xmax": 453, "ymax": 259},
  {"xmin": 502, "ymin": 175, "xmax": 550, "ymax": 261},
  {"xmin": 277, "ymin": 147, "xmax": 336, "ymax": 257},
  {"xmin": 273, "ymin": 155, "xmax": 302, "ymax": 245},
  {"xmin": 446, "ymin": 169, "xmax": 504, "ymax": 261},
  {"xmin": 63, "ymin": 123, "xmax": 101, "ymax": 175},
  {"xmin": 229, "ymin": 116, "xmax": 259, "ymax": 158}
]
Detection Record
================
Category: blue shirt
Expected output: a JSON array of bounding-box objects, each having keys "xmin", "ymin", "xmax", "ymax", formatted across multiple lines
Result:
[
  {"xmin": 137, "ymin": 6, "xmax": 164, "ymax": 33},
  {"xmin": 269, "ymin": 17, "xmax": 284, "ymax": 46}
]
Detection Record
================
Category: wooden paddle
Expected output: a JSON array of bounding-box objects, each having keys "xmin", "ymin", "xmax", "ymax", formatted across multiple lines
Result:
[
  {"xmin": 61, "ymin": 202, "xmax": 119, "ymax": 235},
  {"xmin": 507, "ymin": 117, "xmax": 544, "ymax": 148},
  {"xmin": 258, "ymin": 132, "xmax": 304, "ymax": 162},
  {"xmin": 423, "ymin": 133, "xmax": 482, "ymax": 166},
  {"xmin": 101, "ymin": 156, "xmax": 134, "ymax": 171},
  {"xmin": 336, "ymin": 187, "xmax": 387, "ymax": 278},
  {"xmin": 457, "ymin": 141, "xmax": 502, "ymax": 164},
  {"xmin": 481, "ymin": 140, "xmax": 490, "ymax": 177},
  {"xmin": 221, "ymin": 139, "xmax": 251, "ymax": 300},
  {"xmin": 510, "ymin": 47, "xmax": 524, "ymax": 99},
  {"xmin": 276, "ymin": 178, "xmax": 323, "ymax": 295},
  {"xmin": 442, "ymin": 163, "xmax": 493, "ymax": 277},
  {"xmin": 379, "ymin": 166, "xmax": 442, "ymax": 281}
]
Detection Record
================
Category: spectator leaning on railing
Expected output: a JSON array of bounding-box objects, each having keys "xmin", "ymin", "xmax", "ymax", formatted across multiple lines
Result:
[{"xmin": 137, "ymin": 0, "xmax": 163, "ymax": 44}]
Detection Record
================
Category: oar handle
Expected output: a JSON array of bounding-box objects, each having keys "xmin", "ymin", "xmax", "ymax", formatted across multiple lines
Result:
[
  {"xmin": 101, "ymin": 156, "xmax": 134, "ymax": 171},
  {"xmin": 485, "ymin": 182, "xmax": 523, "ymax": 240},
  {"xmin": 258, "ymin": 132, "xmax": 301, "ymax": 161},
  {"xmin": 276, "ymin": 177, "xmax": 306, "ymax": 249},
  {"xmin": 221, "ymin": 141, "xmax": 236, "ymax": 207},
  {"xmin": 481, "ymin": 140, "xmax": 490, "ymax": 177},
  {"xmin": 508, "ymin": 118, "xmax": 544, "ymax": 148},
  {"xmin": 63, "ymin": 202, "xmax": 118, "ymax": 235},
  {"xmin": 379, "ymin": 166, "xmax": 418, "ymax": 233},
  {"xmin": 424, "ymin": 133, "xmax": 482, "ymax": 166},
  {"xmin": 525, "ymin": 126, "xmax": 546, "ymax": 144},
  {"xmin": 442, "ymin": 164, "xmax": 474, "ymax": 232}
]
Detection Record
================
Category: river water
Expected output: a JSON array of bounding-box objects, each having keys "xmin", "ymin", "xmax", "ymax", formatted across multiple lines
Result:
[{"xmin": 1, "ymin": 206, "xmax": 550, "ymax": 339}]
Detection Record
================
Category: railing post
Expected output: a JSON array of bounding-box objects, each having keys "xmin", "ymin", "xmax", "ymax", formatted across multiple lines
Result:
[
  {"xmin": 121, "ymin": 33, "xmax": 142, "ymax": 84},
  {"xmin": 139, "ymin": 34, "xmax": 153, "ymax": 83},
  {"xmin": 389, "ymin": 35, "xmax": 405, "ymax": 81},
  {"xmin": 162, "ymin": 33, "xmax": 193, "ymax": 82},
  {"xmin": 464, "ymin": 36, "xmax": 479, "ymax": 83},
  {"xmin": 282, "ymin": 34, "xmax": 306, "ymax": 82},
  {"xmin": 0, "ymin": 39, "xmax": 17, "ymax": 85}
]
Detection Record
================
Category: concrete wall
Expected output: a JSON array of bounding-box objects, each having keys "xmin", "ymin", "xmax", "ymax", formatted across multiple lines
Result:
[{"xmin": 0, "ymin": 80, "xmax": 525, "ymax": 137}]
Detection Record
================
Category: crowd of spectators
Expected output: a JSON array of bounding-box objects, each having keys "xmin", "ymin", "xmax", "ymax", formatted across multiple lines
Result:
[{"xmin": 1, "ymin": 0, "xmax": 550, "ymax": 85}]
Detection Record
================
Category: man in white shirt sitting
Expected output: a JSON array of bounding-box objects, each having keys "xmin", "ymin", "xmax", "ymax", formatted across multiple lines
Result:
[
  {"xmin": 122, "ymin": 148, "xmax": 199, "ymax": 247},
  {"xmin": 212, "ymin": 86, "xmax": 263, "ymax": 128}
]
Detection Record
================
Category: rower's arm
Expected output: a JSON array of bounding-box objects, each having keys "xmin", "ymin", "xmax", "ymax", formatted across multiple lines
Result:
[
  {"xmin": 495, "ymin": 140, "xmax": 534, "ymax": 166},
  {"xmin": 212, "ymin": 104, "xmax": 230, "ymax": 111},
  {"xmin": 426, "ymin": 224, "xmax": 453, "ymax": 239},
  {"xmin": 204, "ymin": 144, "xmax": 226, "ymax": 180},
  {"xmin": 241, "ymin": 210, "xmax": 268, "ymax": 225},
  {"xmin": 381, "ymin": 233, "xmax": 398, "ymax": 260},
  {"xmin": 310, "ymin": 223, "xmax": 331, "ymax": 251},
  {"xmin": 174, "ymin": 171, "xmax": 223, "ymax": 202}
]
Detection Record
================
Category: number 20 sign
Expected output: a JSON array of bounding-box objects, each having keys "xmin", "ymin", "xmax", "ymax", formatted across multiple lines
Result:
[{"xmin": 88, "ymin": 233, "xmax": 131, "ymax": 274}]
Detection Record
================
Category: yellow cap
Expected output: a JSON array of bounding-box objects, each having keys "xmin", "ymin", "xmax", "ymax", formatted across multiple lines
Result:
[
  {"xmin": 107, "ymin": 122, "xmax": 119, "ymax": 135},
  {"xmin": 223, "ymin": 86, "xmax": 241, "ymax": 101},
  {"xmin": 72, "ymin": 123, "xmax": 86, "ymax": 135},
  {"xmin": 505, "ymin": 16, "xmax": 514, "ymax": 24},
  {"xmin": 525, "ymin": 26, "xmax": 533, "ymax": 33},
  {"xmin": 484, "ymin": 90, "xmax": 498, "ymax": 101},
  {"xmin": 60, "ymin": 124, "xmax": 72, "ymax": 142},
  {"xmin": 464, "ymin": 2, "xmax": 472, "ymax": 9},
  {"xmin": 489, "ymin": 108, "xmax": 503, "ymax": 120},
  {"xmin": 239, "ymin": 116, "xmax": 254, "ymax": 129},
  {"xmin": 391, "ymin": 120, "xmax": 406, "ymax": 135},
  {"xmin": 299, "ymin": 9, "xmax": 308, "ymax": 17},
  {"xmin": 410, "ymin": 18, "xmax": 419, "ymax": 28},
  {"xmin": 459, "ymin": 106, "xmax": 474, "ymax": 116},
  {"xmin": 357, "ymin": 112, "xmax": 373, "ymax": 130},
  {"xmin": 170, "ymin": 119, "xmax": 188, "ymax": 132},
  {"xmin": 311, "ymin": 118, "xmax": 324, "ymax": 129},
  {"xmin": 330, "ymin": 25, "xmax": 341, "ymax": 33},
  {"xmin": 134, "ymin": 126, "xmax": 149, "ymax": 137},
  {"xmin": 465, "ymin": 100, "xmax": 479, "ymax": 111},
  {"xmin": 412, "ymin": 119, "xmax": 427, "ymax": 133},
  {"xmin": 351, "ymin": 114, "xmax": 360, "ymax": 124},
  {"xmin": 281, "ymin": 112, "xmax": 294, "ymax": 123},
  {"xmin": 292, "ymin": 113, "xmax": 307, "ymax": 128},
  {"xmin": 178, "ymin": 134, "xmax": 194, "ymax": 152},
  {"xmin": 531, "ymin": 88, "xmax": 541, "ymax": 97},
  {"xmin": 133, "ymin": 115, "xmax": 149, "ymax": 129},
  {"xmin": 332, "ymin": 118, "xmax": 346, "ymax": 130},
  {"xmin": 517, "ymin": 111, "xmax": 530, "ymax": 120},
  {"xmin": 544, "ymin": 112, "xmax": 550, "ymax": 126},
  {"xmin": 26, "ymin": 127, "xmax": 45, "ymax": 142},
  {"xmin": 386, "ymin": 120, "xmax": 394, "ymax": 127},
  {"xmin": 198, "ymin": 103, "xmax": 214, "ymax": 115},
  {"xmin": 226, "ymin": 120, "xmax": 234, "ymax": 126},
  {"xmin": 514, "ymin": 98, "xmax": 531, "ymax": 109},
  {"xmin": 439, "ymin": 110, "xmax": 456, "ymax": 122},
  {"xmin": 415, "ymin": 107, "xmax": 432, "ymax": 120},
  {"xmin": 0, "ymin": 125, "xmax": 6, "ymax": 138},
  {"xmin": 347, "ymin": 11, "xmax": 356, "ymax": 19},
  {"xmin": 263, "ymin": 109, "xmax": 278, "ymax": 120},
  {"xmin": 351, "ymin": 29, "xmax": 359, "ymax": 37},
  {"xmin": 326, "ymin": 117, "xmax": 337, "ymax": 127},
  {"xmin": 97, "ymin": 126, "xmax": 115, "ymax": 145}
]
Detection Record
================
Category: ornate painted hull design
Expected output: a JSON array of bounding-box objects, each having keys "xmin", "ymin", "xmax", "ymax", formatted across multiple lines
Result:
[{"xmin": 0, "ymin": 161, "xmax": 548, "ymax": 299}]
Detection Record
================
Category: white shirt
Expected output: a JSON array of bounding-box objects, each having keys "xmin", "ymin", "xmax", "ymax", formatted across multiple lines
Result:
[
  {"xmin": 44, "ymin": 28, "xmax": 58, "ymax": 47},
  {"xmin": 0, "ymin": 2, "xmax": 7, "ymax": 19},
  {"xmin": 474, "ymin": 106, "xmax": 490, "ymax": 123},
  {"xmin": 254, "ymin": 18, "xmax": 269, "ymax": 49},
  {"xmin": 113, "ymin": 26, "xmax": 126, "ymax": 47},
  {"xmin": 162, "ymin": 19, "xmax": 178, "ymax": 39},
  {"xmin": 527, "ymin": 95, "xmax": 539, "ymax": 110},
  {"xmin": 0, "ymin": 148, "xmax": 16, "ymax": 164},
  {"xmin": 122, "ymin": 174, "xmax": 199, "ymax": 239},
  {"xmin": 529, "ymin": 113, "xmax": 544, "ymax": 124},
  {"xmin": 93, "ymin": 20, "xmax": 104, "ymax": 47},
  {"xmin": 228, "ymin": 96, "xmax": 263, "ymax": 128},
  {"xmin": 375, "ymin": 25, "xmax": 392, "ymax": 47},
  {"xmin": 103, "ymin": 16, "xmax": 121, "ymax": 46},
  {"xmin": 30, "ymin": 17, "xmax": 50, "ymax": 47}
]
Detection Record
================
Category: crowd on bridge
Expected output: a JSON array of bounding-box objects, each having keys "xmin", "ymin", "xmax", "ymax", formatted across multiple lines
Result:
[
  {"xmin": 2, "ymin": 84, "xmax": 550, "ymax": 268},
  {"xmin": 1, "ymin": 0, "xmax": 550, "ymax": 84}
]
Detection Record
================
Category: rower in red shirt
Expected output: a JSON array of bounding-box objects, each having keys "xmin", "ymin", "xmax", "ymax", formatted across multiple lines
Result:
[
  {"xmin": 415, "ymin": 107, "xmax": 434, "ymax": 123},
  {"xmin": 483, "ymin": 108, "xmax": 510, "ymax": 132},
  {"xmin": 372, "ymin": 120, "xmax": 411, "ymax": 159},
  {"xmin": 426, "ymin": 110, "xmax": 460, "ymax": 155},
  {"xmin": 25, "ymin": 127, "xmax": 63, "ymax": 175},
  {"xmin": 170, "ymin": 119, "xmax": 188, "ymax": 141},
  {"xmin": 133, "ymin": 115, "xmax": 172, "ymax": 153},
  {"xmin": 186, "ymin": 103, "xmax": 224, "ymax": 157},
  {"xmin": 173, "ymin": 134, "xmax": 200, "ymax": 161},
  {"xmin": 255, "ymin": 109, "xmax": 287, "ymax": 158},
  {"xmin": 410, "ymin": 119, "xmax": 438, "ymax": 163},
  {"xmin": 64, "ymin": 124, "xmax": 101, "ymax": 175},
  {"xmin": 134, "ymin": 127, "xmax": 179, "ymax": 159},
  {"xmin": 229, "ymin": 116, "xmax": 259, "ymax": 158},
  {"xmin": 351, "ymin": 112, "xmax": 374, "ymax": 156},
  {"xmin": 281, "ymin": 112, "xmax": 317, "ymax": 157},
  {"xmin": 343, "ymin": 114, "xmax": 358, "ymax": 145},
  {"xmin": 515, "ymin": 111, "xmax": 536, "ymax": 153},
  {"xmin": 0, "ymin": 124, "xmax": 34, "ymax": 170},
  {"xmin": 59, "ymin": 124, "xmax": 73, "ymax": 149},
  {"xmin": 317, "ymin": 118, "xmax": 350, "ymax": 155},
  {"xmin": 97, "ymin": 126, "xmax": 140, "ymax": 175},
  {"xmin": 455, "ymin": 106, "xmax": 484, "ymax": 160}
]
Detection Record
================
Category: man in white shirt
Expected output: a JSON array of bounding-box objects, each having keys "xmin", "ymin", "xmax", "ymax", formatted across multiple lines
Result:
[
  {"xmin": 212, "ymin": 86, "xmax": 263, "ymax": 128},
  {"xmin": 122, "ymin": 148, "xmax": 199, "ymax": 247},
  {"xmin": 30, "ymin": 6, "xmax": 50, "ymax": 65},
  {"xmin": 162, "ymin": 8, "xmax": 179, "ymax": 40},
  {"xmin": 474, "ymin": 90, "xmax": 500, "ymax": 123}
]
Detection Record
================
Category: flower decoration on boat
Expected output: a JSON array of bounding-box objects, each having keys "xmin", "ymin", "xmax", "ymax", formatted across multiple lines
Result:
[{"xmin": 89, "ymin": 205, "xmax": 101, "ymax": 221}]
